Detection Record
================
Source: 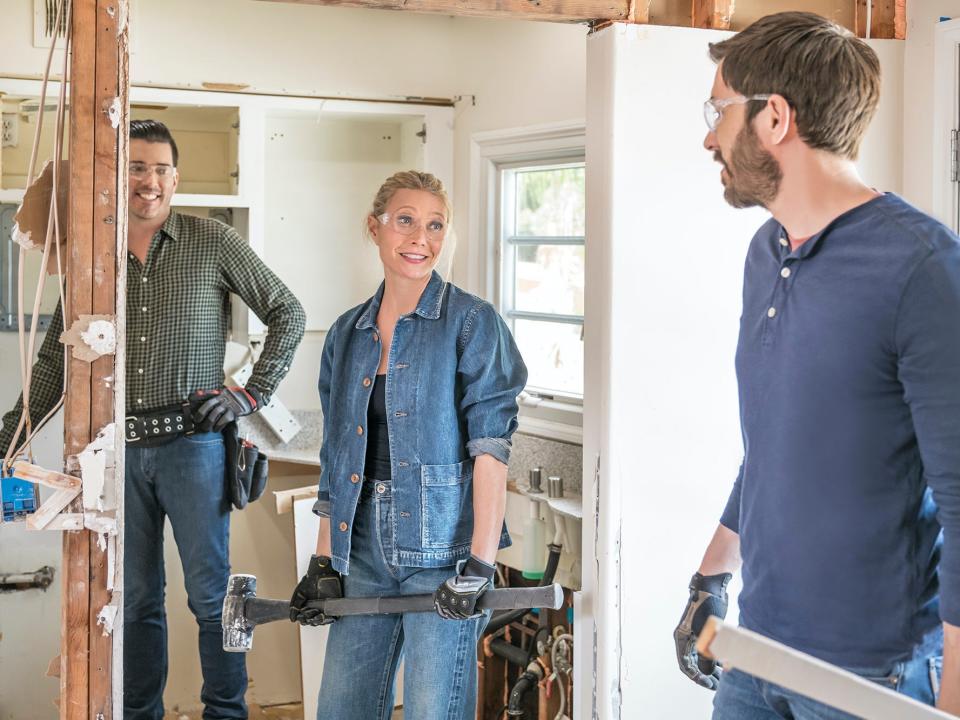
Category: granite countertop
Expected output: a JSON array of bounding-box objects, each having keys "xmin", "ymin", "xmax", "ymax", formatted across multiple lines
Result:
[{"xmin": 238, "ymin": 409, "xmax": 322, "ymax": 466}]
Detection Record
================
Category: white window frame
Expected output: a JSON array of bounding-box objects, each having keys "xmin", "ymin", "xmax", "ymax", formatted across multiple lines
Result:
[
  {"xmin": 934, "ymin": 18, "xmax": 960, "ymax": 233},
  {"xmin": 469, "ymin": 121, "xmax": 586, "ymax": 444}
]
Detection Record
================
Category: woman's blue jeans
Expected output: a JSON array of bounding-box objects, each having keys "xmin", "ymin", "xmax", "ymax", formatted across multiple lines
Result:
[
  {"xmin": 316, "ymin": 479, "xmax": 488, "ymax": 720},
  {"xmin": 123, "ymin": 432, "xmax": 247, "ymax": 720}
]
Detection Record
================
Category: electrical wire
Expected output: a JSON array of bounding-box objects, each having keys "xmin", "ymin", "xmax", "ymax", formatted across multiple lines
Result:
[{"xmin": 4, "ymin": 0, "xmax": 70, "ymax": 471}]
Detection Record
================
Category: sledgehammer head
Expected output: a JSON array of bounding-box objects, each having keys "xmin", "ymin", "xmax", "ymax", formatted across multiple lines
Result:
[{"xmin": 222, "ymin": 574, "xmax": 257, "ymax": 652}]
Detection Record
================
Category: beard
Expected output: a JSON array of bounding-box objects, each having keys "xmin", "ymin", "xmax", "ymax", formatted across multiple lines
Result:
[{"xmin": 717, "ymin": 121, "xmax": 782, "ymax": 209}]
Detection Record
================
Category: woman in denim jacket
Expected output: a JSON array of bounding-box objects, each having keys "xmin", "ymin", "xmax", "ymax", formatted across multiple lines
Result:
[{"xmin": 290, "ymin": 170, "xmax": 528, "ymax": 720}]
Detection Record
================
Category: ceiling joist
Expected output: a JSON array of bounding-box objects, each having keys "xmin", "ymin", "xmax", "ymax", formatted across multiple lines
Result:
[{"xmin": 257, "ymin": 0, "xmax": 632, "ymax": 23}]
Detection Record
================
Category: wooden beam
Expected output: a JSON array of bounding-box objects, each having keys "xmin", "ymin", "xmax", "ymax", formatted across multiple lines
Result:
[
  {"xmin": 63, "ymin": 0, "xmax": 126, "ymax": 718},
  {"xmin": 692, "ymin": 0, "xmax": 732, "ymax": 30},
  {"xmin": 256, "ymin": 0, "xmax": 631, "ymax": 23},
  {"xmin": 854, "ymin": 0, "xmax": 907, "ymax": 40}
]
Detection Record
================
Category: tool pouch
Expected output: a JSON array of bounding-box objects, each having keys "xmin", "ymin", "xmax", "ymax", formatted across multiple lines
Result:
[{"xmin": 223, "ymin": 421, "xmax": 269, "ymax": 510}]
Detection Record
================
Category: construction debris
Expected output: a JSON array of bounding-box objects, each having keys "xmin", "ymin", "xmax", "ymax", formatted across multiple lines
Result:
[{"xmin": 60, "ymin": 314, "xmax": 117, "ymax": 361}]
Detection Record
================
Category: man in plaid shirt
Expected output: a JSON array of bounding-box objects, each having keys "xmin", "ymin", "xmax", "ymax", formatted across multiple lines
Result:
[{"xmin": 0, "ymin": 120, "xmax": 305, "ymax": 719}]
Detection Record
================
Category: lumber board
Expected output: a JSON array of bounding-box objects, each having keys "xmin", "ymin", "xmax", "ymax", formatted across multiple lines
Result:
[
  {"xmin": 697, "ymin": 619, "xmax": 952, "ymax": 719},
  {"xmin": 256, "ymin": 0, "xmax": 631, "ymax": 23},
  {"xmin": 12, "ymin": 461, "xmax": 80, "ymax": 490},
  {"xmin": 692, "ymin": 0, "xmax": 732, "ymax": 29},
  {"xmin": 855, "ymin": 0, "xmax": 907, "ymax": 40},
  {"xmin": 26, "ymin": 487, "xmax": 82, "ymax": 530}
]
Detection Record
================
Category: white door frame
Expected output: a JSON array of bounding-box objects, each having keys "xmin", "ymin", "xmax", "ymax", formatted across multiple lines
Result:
[{"xmin": 933, "ymin": 18, "xmax": 960, "ymax": 232}]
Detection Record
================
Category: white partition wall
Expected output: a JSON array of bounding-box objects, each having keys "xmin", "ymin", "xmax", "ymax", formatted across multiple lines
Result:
[{"xmin": 581, "ymin": 24, "xmax": 904, "ymax": 719}]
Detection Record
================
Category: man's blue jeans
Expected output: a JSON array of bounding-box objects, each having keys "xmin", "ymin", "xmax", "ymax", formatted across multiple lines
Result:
[
  {"xmin": 713, "ymin": 627, "xmax": 944, "ymax": 719},
  {"xmin": 316, "ymin": 479, "xmax": 488, "ymax": 720},
  {"xmin": 123, "ymin": 432, "xmax": 247, "ymax": 720}
]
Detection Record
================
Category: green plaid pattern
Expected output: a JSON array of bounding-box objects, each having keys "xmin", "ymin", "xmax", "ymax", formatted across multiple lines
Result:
[{"xmin": 0, "ymin": 211, "xmax": 305, "ymax": 453}]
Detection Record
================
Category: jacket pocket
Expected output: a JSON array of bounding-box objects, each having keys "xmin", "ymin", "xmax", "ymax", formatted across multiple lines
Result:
[{"xmin": 420, "ymin": 460, "xmax": 473, "ymax": 550}]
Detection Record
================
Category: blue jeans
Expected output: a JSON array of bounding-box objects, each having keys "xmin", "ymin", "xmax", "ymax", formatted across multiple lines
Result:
[
  {"xmin": 316, "ymin": 479, "xmax": 488, "ymax": 720},
  {"xmin": 713, "ymin": 627, "xmax": 944, "ymax": 719},
  {"xmin": 123, "ymin": 432, "xmax": 247, "ymax": 720}
]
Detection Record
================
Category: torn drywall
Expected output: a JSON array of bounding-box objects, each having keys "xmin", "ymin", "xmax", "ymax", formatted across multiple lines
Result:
[
  {"xmin": 61, "ymin": 315, "xmax": 117, "ymax": 362},
  {"xmin": 79, "ymin": 423, "xmax": 116, "ymax": 511},
  {"xmin": 12, "ymin": 159, "xmax": 69, "ymax": 262}
]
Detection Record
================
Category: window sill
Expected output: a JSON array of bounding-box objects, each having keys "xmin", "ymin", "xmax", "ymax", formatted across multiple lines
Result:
[{"xmin": 517, "ymin": 394, "xmax": 582, "ymax": 445}]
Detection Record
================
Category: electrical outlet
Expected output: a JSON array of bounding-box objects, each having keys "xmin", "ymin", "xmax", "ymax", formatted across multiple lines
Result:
[{"xmin": 1, "ymin": 114, "xmax": 17, "ymax": 148}]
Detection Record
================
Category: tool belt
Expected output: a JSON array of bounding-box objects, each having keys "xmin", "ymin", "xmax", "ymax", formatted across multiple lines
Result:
[
  {"xmin": 223, "ymin": 421, "xmax": 269, "ymax": 510},
  {"xmin": 125, "ymin": 404, "xmax": 193, "ymax": 443}
]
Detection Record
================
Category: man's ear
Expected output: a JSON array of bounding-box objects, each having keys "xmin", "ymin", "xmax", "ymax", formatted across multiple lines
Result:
[{"xmin": 763, "ymin": 94, "xmax": 793, "ymax": 146}]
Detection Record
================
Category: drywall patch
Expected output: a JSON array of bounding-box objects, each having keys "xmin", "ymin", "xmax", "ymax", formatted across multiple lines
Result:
[{"xmin": 79, "ymin": 423, "xmax": 116, "ymax": 511}]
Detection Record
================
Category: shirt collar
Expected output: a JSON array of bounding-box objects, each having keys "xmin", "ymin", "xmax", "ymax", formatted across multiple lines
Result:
[
  {"xmin": 777, "ymin": 193, "xmax": 890, "ymax": 261},
  {"xmin": 356, "ymin": 271, "xmax": 447, "ymax": 329},
  {"xmin": 158, "ymin": 211, "xmax": 181, "ymax": 242}
]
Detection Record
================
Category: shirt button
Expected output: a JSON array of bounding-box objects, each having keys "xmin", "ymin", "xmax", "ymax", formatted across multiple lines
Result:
[
  {"xmin": 339, "ymin": 521, "xmax": 348, "ymax": 532},
  {"xmin": 779, "ymin": 237, "xmax": 788, "ymax": 247},
  {"xmin": 780, "ymin": 267, "xmax": 791, "ymax": 278},
  {"xmin": 362, "ymin": 377, "xmax": 372, "ymax": 387},
  {"xmin": 357, "ymin": 425, "xmax": 364, "ymax": 436},
  {"xmin": 350, "ymin": 473, "xmax": 360, "ymax": 483},
  {"xmin": 137, "ymin": 368, "xmax": 143, "ymax": 374},
  {"xmin": 767, "ymin": 307, "xmax": 777, "ymax": 318},
  {"xmin": 140, "ymin": 336, "xmax": 146, "ymax": 342},
  {"xmin": 142, "ymin": 277, "xmax": 148, "ymax": 282},
  {"xmin": 136, "ymin": 398, "xmax": 143, "ymax": 404},
  {"xmin": 141, "ymin": 306, "xmax": 148, "ymax": 312}
]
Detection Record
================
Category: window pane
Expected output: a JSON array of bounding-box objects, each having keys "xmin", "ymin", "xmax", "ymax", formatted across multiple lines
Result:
[
  {"xmin": 514, "ymin": 244, "xmax": 584, "ymax": 315},
  {"xmin": 514, "ymin": 166, "xmax": 585, "ymax": 237},
  {"xmin": 514, "ymin": 318, "xmax": 583, "ymax": 396}
]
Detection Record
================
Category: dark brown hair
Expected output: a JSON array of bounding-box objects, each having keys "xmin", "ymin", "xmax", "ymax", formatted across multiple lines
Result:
[{"xmin": 709, "ymin": 12, "xmax": 880, "ymax": 160}]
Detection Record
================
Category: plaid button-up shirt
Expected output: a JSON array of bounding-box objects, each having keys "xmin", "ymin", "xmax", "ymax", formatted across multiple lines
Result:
[{"xmin": 0, "ymin": 211, "xmax": 305, "ymax": 453}]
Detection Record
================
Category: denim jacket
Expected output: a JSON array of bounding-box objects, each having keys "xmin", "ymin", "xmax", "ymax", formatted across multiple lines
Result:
[{"xmin": 313, "ymin": 271, "xmax": 528, "ymax": 573}]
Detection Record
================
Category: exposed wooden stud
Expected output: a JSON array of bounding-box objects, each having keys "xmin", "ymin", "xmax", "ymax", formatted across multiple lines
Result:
[
  {"xmin": 627, "ymin": 0, "xmax": 650, "ymax": 24},
  {"xmin": 854, "ymin": 0, "xmax": 907, "ymax": 40},
  {"xmin": 692, "ymin": 0, "xmax": 733, "ymax": 30},
  {"xmin": 63, "ymin": 0, "xmax": 126, "ymax": 716},
  {"xmin": 256, "ymin": 0, "xmax": 631, "ymax": 23}
]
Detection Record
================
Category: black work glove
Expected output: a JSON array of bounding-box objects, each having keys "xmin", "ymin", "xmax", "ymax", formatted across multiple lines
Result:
[
  {"xmin": 434, "ymin": 555, "xmax": 496, "ymax": 620},
  {"xmin": 674, "ymin": 571, "xmax": 732, "ymax": 690},
  {"xmin": 190, "ymin": 386, "xmax": 262, "ymax": 433},
  {"xmin": 289, "ymin": 554, "xmax": 343, "ymax": 626}
]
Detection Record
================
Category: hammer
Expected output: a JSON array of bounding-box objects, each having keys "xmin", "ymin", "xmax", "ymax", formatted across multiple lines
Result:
[{"xmin": 223, "ymin": 573, "xmax": 564, "ymax": 652}]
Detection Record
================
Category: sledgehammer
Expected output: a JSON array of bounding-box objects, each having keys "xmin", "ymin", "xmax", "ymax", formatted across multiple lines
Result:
[{"xmin": 222, "ymin": 573, "xmax": 564, "ymax": 652}]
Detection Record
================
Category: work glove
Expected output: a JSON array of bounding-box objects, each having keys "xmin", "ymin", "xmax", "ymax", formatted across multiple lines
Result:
[
  {"xmin": 289, "ymin": 554, "xmax": 343, "ymax": 626},
  {"xmin": 190, "ymin": 386, "xmax": 262, "ymax": 433},
  {"xmin": 434, "ymin": 555, "xmax": 496, "ymax": 620},
  {"xmin": 674, "ymin": 571, "xmax": 732, "ymax": 690}
]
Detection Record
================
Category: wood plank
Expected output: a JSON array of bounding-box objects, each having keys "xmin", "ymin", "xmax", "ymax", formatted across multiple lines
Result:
[
  {"xmin": 855, "ymin": 0, "xmax": 907, "ymax": 39},
  {"xmin": 697, "ymin": 619, "xmax": 952, "ymax": 719},
  {"xmin": 64, "ymin": 3, "xmax": 97, "ymax": 718},
  {"xmin": 12, "ymin": 461, "xmax": 81, "ymax": 490},
  {"xmin": 26, "ymin": 487, "xmax": 82, "ymax": 530},
  {"xmin": 256, "ymin": 0, "xmax": 631, "ymax": 23},
  {"xmin": 692, "ymin": 0, "xmax": 732, "ymax": 29},
  {"xmin": 89, "ymin": 1, "xmax": 124, "ymax": 714}
]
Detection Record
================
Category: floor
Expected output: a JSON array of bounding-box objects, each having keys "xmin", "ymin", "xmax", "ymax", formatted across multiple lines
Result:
[{"xmin": 163, "ymin": 702, "xmax": 404, "ymax": 719}]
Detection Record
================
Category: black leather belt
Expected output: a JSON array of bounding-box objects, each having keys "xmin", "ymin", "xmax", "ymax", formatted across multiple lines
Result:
[{"xmin": 125, "ymin": 404, "xmax": 194, "ymax": 443}]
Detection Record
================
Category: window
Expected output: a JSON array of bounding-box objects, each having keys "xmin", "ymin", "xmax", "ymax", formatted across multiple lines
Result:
[{"xmin": 499, "ymin": 161, "xmax": 585, "ymax": 399}]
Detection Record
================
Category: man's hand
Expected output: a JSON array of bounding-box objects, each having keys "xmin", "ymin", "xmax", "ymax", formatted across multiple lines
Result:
[
  {"xmin": 434, "ymin": 555, "xmax": 496, "ymax": 620},
  {"xmin": 190, "ymin": 386, "xmax": 262, "ymax": 433},
  {"xmin": 674, "ymin": 571, "xmax": 732, "ymax": 690},
  {"xmin": 289, "ymin": 554, "xmax": 343, "ymax": 626}
]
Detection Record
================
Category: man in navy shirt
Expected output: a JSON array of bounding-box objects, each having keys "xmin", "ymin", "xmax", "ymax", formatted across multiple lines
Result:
[{"xmin": 672, "ymin": 12, "xmax": 960, "ymax": 718}]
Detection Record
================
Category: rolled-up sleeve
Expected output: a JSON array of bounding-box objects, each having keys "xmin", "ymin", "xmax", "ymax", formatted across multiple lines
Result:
[
  {"xmin": 457, "ymin": 302, "xmax": 528, "ymax": 466},
  {"xmin": 313, "ymin": 322, "xmax": 338, "ymax": 518},
  {"xmin": 895, "ymin": 246, "xmax": 960, "ymax": 625}
]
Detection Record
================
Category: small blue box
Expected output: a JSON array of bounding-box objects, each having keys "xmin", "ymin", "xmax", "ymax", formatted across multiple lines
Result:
[{"xmin": 1, "ymin": 475, "xmax": 39, "ymax": 522}]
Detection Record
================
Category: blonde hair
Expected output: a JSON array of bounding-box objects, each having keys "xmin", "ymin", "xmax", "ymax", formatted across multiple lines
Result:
[{"xmin": 366, "ymin": 170, "xmax": 457, "ymax": 276}]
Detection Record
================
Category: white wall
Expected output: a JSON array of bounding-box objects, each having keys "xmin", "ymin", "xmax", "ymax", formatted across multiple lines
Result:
[
  {"xmin": 583, "ymin": 24, "xmax": 904, "ymax": 720},
  {"xmin": 903, "ymin": 2, "xmax": 959, "ymax": 219}
]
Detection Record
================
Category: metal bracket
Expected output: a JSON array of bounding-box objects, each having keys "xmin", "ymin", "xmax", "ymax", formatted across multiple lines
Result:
[{"xmin": 951, "ymin": 129, "xmax": 959, "ymax": 183}]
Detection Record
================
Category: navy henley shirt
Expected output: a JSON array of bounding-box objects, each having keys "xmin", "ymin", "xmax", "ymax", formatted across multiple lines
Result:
[{"xmin": 721, "ymin": 193, "xmax": 960, "ymax": 668}]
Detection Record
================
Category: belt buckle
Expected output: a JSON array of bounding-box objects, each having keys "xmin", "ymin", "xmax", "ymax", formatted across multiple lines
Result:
[{"xmin": 124, "ymin": 415, "xmax": 142, "ymax": 443}]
